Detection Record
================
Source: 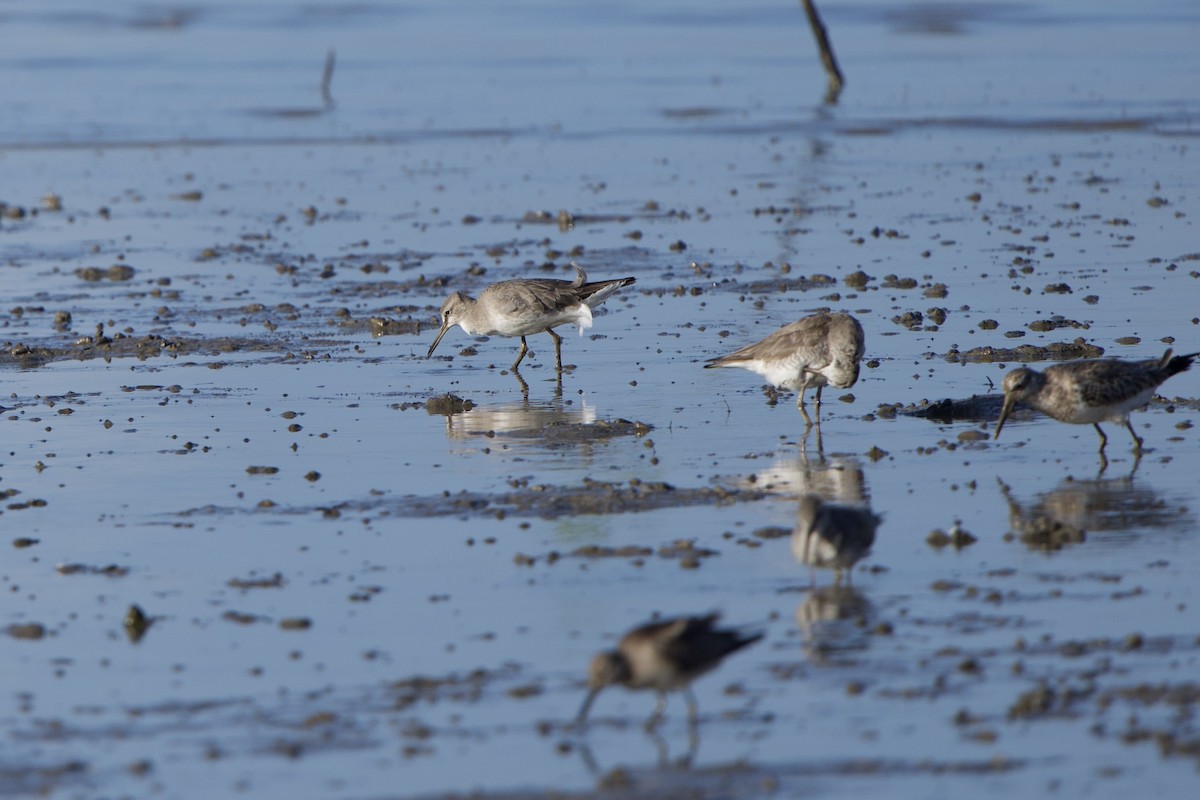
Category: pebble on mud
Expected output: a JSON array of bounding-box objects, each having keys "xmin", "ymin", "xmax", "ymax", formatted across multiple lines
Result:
[
  {"xmin": 75, "ymin": 265, "xmax": 136, "ymax": 282},
  {"xmin": 6, "ymin": 623, "xmax": 46, "ymax": 640},
  {"xmin": 926, "ymin": 525, "xmax": 977, "ymax": 549},
  {"xmin": 124, "ymin": 605, "xmax": 152, "ymax": 643},
  {"xmin": 279, "ymin": 617, "xmax": 313, "ymax": 631}
]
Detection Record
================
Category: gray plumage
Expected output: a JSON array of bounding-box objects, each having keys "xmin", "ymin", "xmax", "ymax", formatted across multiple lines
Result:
[
  {"xmin": 426, "ymin": 263, "xmax": 635, "ymax": 372},
  {"xmin": 705, "ymin": 312, "xmax": 865, "ymax": 425},
  {"xmin": 792, "ymin": 494, "xmax": 881, "ymax": 583},
  {"xmin": 994, "ymin": 349, "xmax": 1196, "ymax": 456},
  {"xmin": 575, "ymin": 613, "xmax": 762, "ymax": 730}
]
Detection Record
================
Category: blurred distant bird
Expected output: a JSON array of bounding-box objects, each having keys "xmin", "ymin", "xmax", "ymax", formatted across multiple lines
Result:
[
  {"xmin": 792, "ymin": 494, "xmax": 881, "ymax": 584},
  {"xmin": 427, "ymin": 263, "xmax": 635, "ymax": 372},
  {"xmin": 994, "ymin": 349, "xmax": 1196, "ymax": 458},
  {"xmin": 705, "ymin": 312, "xmax": 864, "ymax": 425},
  {"xmin": 576, "ymin": 613, "xmax": 763, "ymax": 730}
]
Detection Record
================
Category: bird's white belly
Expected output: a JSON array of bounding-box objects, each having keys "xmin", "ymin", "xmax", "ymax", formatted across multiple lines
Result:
[
  {"xmin": 741, "ymin": 358, "xmax": 826, "ymax": 391},
  {"xmin": 1064, "ymin": 387, "xmax": 1156, "ymax": 424},
  {"xmin": 792, "ymin": 531, "xmax": 838, "ymax": 567},
  {"xmin": 485, "ymin": 304, "xmax": 592, "ymax": 337}
]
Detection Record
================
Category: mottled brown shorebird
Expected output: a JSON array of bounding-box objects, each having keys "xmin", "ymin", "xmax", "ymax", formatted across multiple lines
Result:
[
  {"xmin": 705, "ymin": 312, "xmax": 865, "ymax": 425},
  {"xmin": 426, "ymin": 263, "xmax": 635, "ymax": 373},
  {"xmin": 575, "ymin": 613, "xmax": 763, "ymax": 730},
  {"xmin": 994, "ymin": 349, "xmax": 1197, "ymax": 457},
  {"xmin": 792, "ymin": 494, "xmax": 881, "ymax": 584}
]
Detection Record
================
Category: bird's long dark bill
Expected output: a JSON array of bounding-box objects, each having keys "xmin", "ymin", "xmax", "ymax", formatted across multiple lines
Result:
[
  {"xmin": 994, "ymin": 396, "xmax": 1016, "ymax": 440},
  {"xmin": 575, "ymin": 687, "xmax": 601, "ymax": 726},
  {"xmin": 426, "ymin": 324, "xmax": 450, "ymax": 357}
]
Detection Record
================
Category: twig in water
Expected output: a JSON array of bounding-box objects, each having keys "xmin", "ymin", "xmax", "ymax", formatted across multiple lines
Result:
[
  {"xmin": 799, "ymin": 0, "xmax": 844, "ymax": 103},
  {"xmin": 320, "ymin": 49, "xmax": 336, "ymax": 109}
]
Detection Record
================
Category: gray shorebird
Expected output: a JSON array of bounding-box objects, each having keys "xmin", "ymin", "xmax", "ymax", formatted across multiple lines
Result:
[
  {"xmin": 792, "ymin": 494, "xmax": 881, "ymax": 584},
  {"xmin": 994, "ymin": 349, "xmax": 1196, "ymax": 457},
  {"xmin": 705, "ymin": 312, "xmax": 865, "ymax": 425},
  {"xmin": 426, "ymin": 264, "xmax": 635, "ymax": 373},
  {"xmin": 575, "ymin": 613, "xmax": 762, "ymax": 730}
]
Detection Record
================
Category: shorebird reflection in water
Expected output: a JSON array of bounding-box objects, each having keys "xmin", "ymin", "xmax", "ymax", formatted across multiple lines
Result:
[
  {"xmin": 426, "ymin": 263, "xmax": 635, "ymax": 373},
  {"xmin": 792, "ymin": 494, "xmax": 881, "ymax": 585},
  {"xmin": 575, "ymin": 613, "xmax": 762, "ymax": 731},
  {"xmin": 994, "ymin": 349, "xmax": 1196, "ymax": 459},
  {"xmin": 705, "ymin": 312, "xmax": 864, "ymax": 426}
]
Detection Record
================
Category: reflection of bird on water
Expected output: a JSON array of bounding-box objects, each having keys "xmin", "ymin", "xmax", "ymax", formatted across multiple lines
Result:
[
  {"xmin": 576, "ymin": 613, "xmax": 763, "ymax": 732},
  {"xmin": 740, "ymin": 452, "xmax": 867, "ymax": 504},
  {"xmin": 997, "ymin": 474, "xmax": 1192, "ymax": 552},
  {"xmin": 575, "ymin": 724, "xmax": 699, "ymax": 775},
  {"xmin": 705, "ymin": 312, "xmax": 865, "ymax": 427},
  {"xmin": 994, "ymin": 349, "xmax": 1196, "ymax": 464},
  {"xmin": 792, "ymin": 494, "xmax": 881, "ymax": 584},
  {"xmin": 795, "ymin": 584, "xmax": 873, "ymax": 664},
  {"xmin": 442, "ymin": 398, "xmax": 596, "ymax": 442}
]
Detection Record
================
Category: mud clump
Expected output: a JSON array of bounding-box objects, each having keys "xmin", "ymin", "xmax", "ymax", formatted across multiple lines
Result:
[
  {"xmin": 425, "ymin": 394, "xmax": 474, "ymax": 415},
  {"xmin": 1018, "ymin": 517, "xmax": 1086, "ymax": 551},
  {"xmin": 1008, "ymin": 685, "xmax": 1057, "ymax": 720},
  {"xmin": 75, "ymin": 264, "xmax": 136, "ymax": 282},
  {"xmin": 367, "ymin": 317, "xmax": 422, "ymax": 337},
  {"xmin": 947, "ymin": 340, "xmax": 1105, "ymax": 364},
  {"xmin": 1028, "ymin": 318, "xmax": 1088, "ymax": 332},
  {"xmin": 844, "ymin": 270, "xmax": 872, "ymax": 288},
  {"xmin": 124, "ymin": 605, "xmax": 152, "ymax": 643},
  {"xmin": 904, "ymin": 394, "xmax": 1007, "ymax": 423}
]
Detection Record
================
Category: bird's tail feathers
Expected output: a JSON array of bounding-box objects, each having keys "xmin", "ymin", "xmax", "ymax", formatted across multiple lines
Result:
[{"xmin": 1165, "ymin": 350, "xmax": 1198, "ymax": 378}]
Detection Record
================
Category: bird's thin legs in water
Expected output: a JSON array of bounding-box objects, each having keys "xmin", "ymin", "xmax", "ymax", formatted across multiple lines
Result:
[
  {"xmin": 1124, "ymin": 418, "xmax": 1145, "ymax": 452},
  {"xmin": 511, "ymin": 337, "xmax": 530, "ymax": 371},
  {"xmin": 684, "ymin": 688, "xmax": 700, "ymax": 764},
  {"xmin": 546, "ymin": 328, "xmax": 564, "ymax": 373},
  {"xmin": 684, "ymin": 687, "xmax": 699, "ymax": 727},
  {"xmin": 797, "ymin": 387, "xmax": 814, "ymax": 427},
  {"xmin": 644, "ymin": 692, "xmax": 667, "ymax": 732},
  {"xmin": 510, "ymin": 367, "xmax": 530, "ymax": 398},
  {"xmin": 1093, "ymin": 424, "xmax": 1110, "ymax": 472},
  {"xmin": 798, "ymin": 421, "xmax": 824, "ymax": 454}
]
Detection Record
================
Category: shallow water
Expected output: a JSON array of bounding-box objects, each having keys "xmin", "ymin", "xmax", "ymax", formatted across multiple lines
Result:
[{"xmin": 3, "ymin": 1, "xmax": 1200, "ymax": 798}]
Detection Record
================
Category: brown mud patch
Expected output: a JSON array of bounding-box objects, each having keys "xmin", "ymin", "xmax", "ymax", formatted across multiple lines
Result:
[
  {"xmin": 178, "ymin": 478, "xmax": 765, "ymax": 522},
  {"xmin": 0, "ymin": 332, "xmax": 341, "ymax": 368}
]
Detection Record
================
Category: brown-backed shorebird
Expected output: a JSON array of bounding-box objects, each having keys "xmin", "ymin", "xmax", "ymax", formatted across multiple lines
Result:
[
  {"xmin": 575, "ymin": 613, "xmax": 762, "ymax": 730},
  {"xmin": 792, "ymin": 494, "xmax": 881, "ymax": 584},
  {"xmin": 994, "ymin": 349, "xmax": 1196, "ymax": 458},
  {"xmin": 426, "ymin": 263, "xmax": 635, "ymax": 373},
  {"xmin": 705, "ymin": 312, "xmax": 865, "ymax": 425}
]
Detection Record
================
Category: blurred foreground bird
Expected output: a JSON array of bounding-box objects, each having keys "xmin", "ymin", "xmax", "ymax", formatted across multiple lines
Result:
[
  {"xmin": 792, "ymin": 494, "xmax": 881, "ymax": 584},
  {"xmin": 575, "ymin": 613, "xmax": 763, "ymax": 730}
]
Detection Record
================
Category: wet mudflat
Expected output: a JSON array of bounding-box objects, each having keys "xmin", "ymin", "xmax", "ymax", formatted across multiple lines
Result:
[{"xmin": 2, "ymin": 1, "xmax": 1200, "ymax": 798}]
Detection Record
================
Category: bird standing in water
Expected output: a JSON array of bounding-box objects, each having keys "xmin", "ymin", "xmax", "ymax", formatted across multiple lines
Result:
[
  {"xmin": 994, "ymin": 349, "xmax": 1196, "ymax": 460},
  {"xmin": 705, "ymin": 312, "xmax": 865, "ymax": 426},
  {"xmin": 426, "ymin": 263, "xmax": 635, "ymax": 373}
]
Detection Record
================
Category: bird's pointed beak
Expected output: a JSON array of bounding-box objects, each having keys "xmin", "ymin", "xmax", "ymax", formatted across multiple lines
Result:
[
  {"xmin": 427, "ymin": 323, "xmax": 450, "ymax": 358},
  {"xmin": 994, "ymin": 394, "xmax": 1016, "ymax": 440},
  {"xmin": 575, "ymin": 687, "xmax": 601, "ymax": 727}
]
